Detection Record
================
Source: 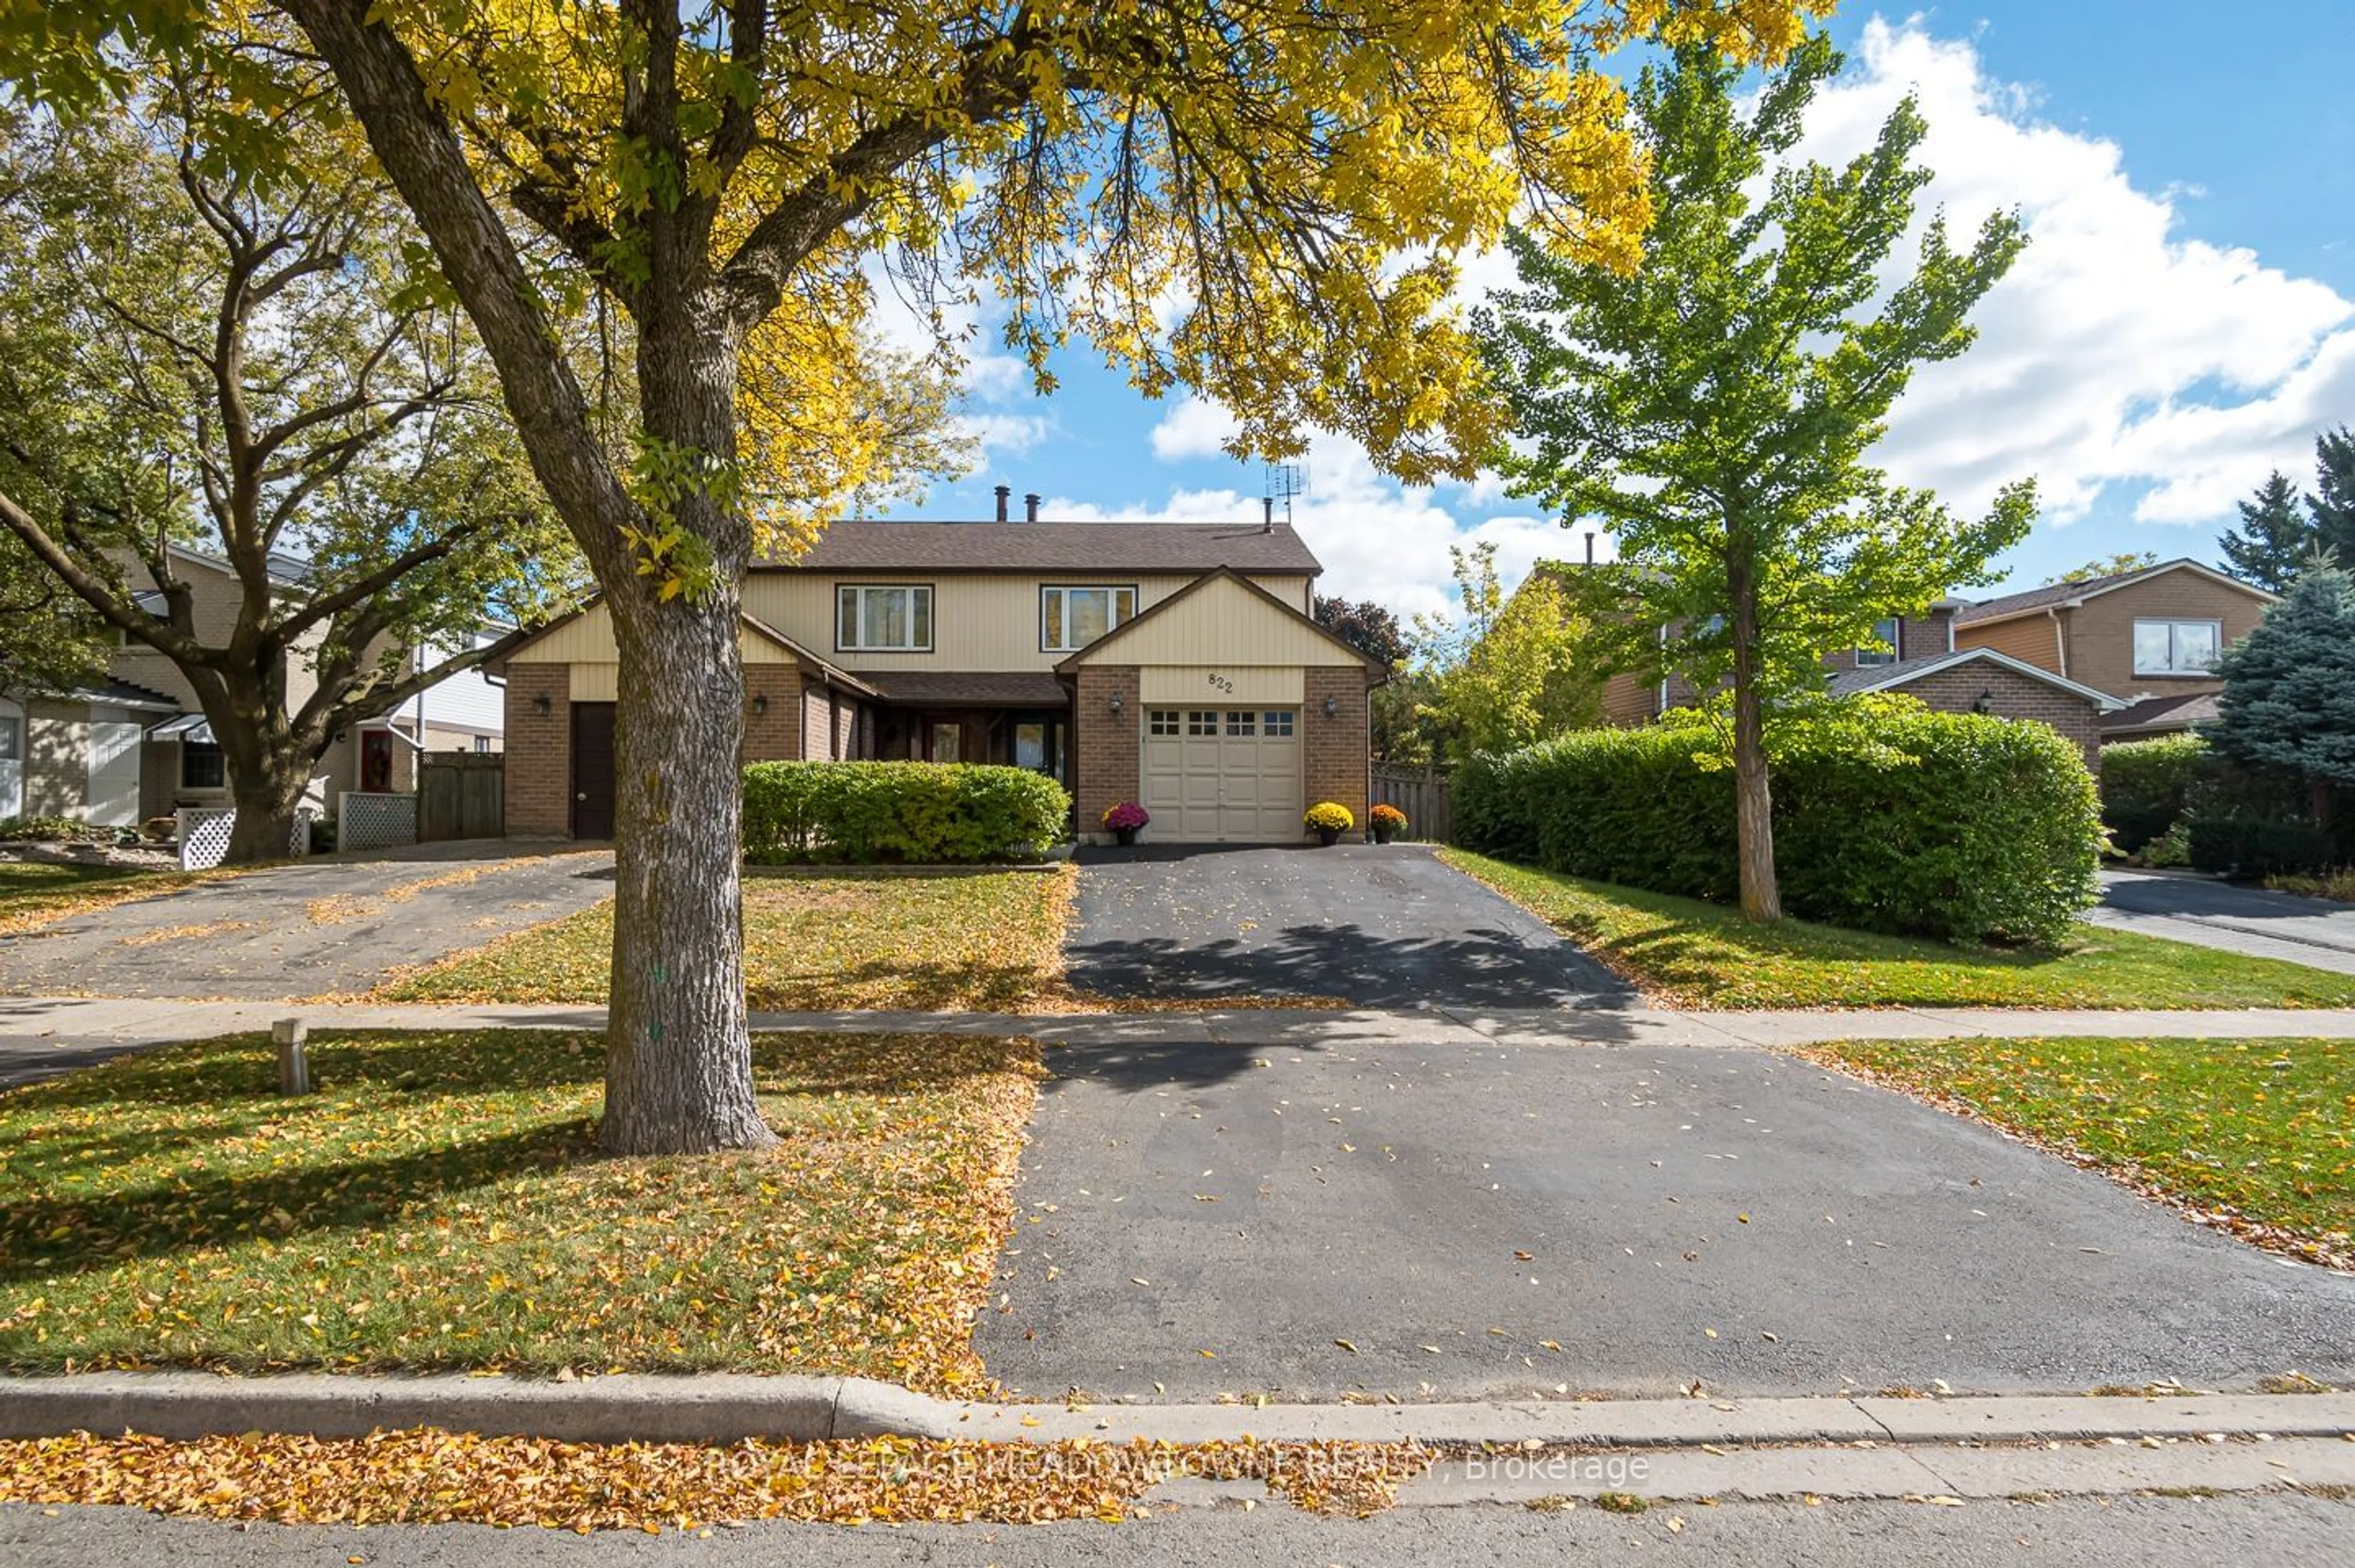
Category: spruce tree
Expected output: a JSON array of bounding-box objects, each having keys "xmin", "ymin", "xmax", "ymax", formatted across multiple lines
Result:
[
  {"xmin": 2309, "ymin": 425, "xmax": 2355, "ymax": 567},
  {"xmin": 2218, "ymin": 470, "xmax": 2317, "ymax": 592},
  {"xmin": 2210, "ymin": 565, "xmax": 2355, "ymax": 826}
]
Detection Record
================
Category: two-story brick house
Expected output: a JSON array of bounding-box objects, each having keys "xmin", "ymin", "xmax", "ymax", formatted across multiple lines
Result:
[
  {"xmin": 0, "ymin": 545, "xmax": 503, "ymax": 827},
  {"xmin": 488, "ymin": 513, "xmax": 1387, "ymax": 844}
]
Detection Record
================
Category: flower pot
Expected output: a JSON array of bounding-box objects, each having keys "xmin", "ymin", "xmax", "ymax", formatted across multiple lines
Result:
[
  {"xmin": 1315, "ymin": 827, "xmax": 1342, "ymax": 847},
  {"xmin": 1371, "ymin": 825, "xmax": 1398, "ymax": 844},
  {"xmin": 1113, "ymin": 826, "xmax": 1139, "ymax": 846}
]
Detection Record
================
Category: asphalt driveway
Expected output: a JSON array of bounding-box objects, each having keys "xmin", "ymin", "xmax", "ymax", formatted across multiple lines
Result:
[
  {"xmin": 1065, "ymin": 844, "xmax": 1632, "ymax": 1008},
  {"xmin": 2093, "ymin": 869, "xmax": 2355, "ymax": 976},
  {"xmin": 0, "ymin": 842, "xmax": 613, "ymax": 1002},
  {"xmin": 976, "ymin": 1036, "xmax": 2355, "ymax": 1401}
]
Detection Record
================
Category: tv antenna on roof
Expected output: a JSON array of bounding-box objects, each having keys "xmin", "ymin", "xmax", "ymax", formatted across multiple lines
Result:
[{"xmin": 1262, "ymin": 461, "xmax": 1306, "ymax": 531}]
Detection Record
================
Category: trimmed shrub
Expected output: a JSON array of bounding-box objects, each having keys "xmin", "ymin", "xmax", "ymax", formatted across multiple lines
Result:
[
  {"xmin": 2188, "ymin": 812, "xmax": 2338, "ymax": 879},
  {"xmin": 2099, "ymin": 733, "xmax": 2206, "ymax": 853},
  {"xmin": 1456, "ymin": 702, "xmax": 2102, "ymax": 946},
  {"xmin": 741, "ymin": 762, "xmax": 1070, "ymax": 865}
]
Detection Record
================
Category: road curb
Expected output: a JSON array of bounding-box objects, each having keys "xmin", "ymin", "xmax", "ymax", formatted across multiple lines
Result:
[{"xmin": 2, "ymin": 1374, "xmax": 2348, "ymax": 1450}]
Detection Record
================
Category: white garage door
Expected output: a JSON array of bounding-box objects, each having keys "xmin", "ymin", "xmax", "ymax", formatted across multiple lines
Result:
[{"xmin": 1142, "ymin": 707, "xmax": 1301, "ymax": 843}]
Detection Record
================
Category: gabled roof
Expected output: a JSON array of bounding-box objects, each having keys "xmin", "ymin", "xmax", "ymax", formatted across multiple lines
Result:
[
  {"xmin": 1827, "ymin": 645, "xmax": 2127, "ymax": 710},
  {"xmin": 489, "ymin": 597, "xmax": 879, "ymax": 698},
  {"xmin": 1052, "ymin": 567, "xmax": 1387, "ymax": 676},
  {"xmin": 767, "ymin": 520, "xmax": 1322, "ymax": 576},
  {"xmin": 1956, "ymin": 558, "xmax": 2275, "ymax": 628},
  {"xmin": 2100, "ymin": 690, "xmax": 2221, "ymax": 736}
]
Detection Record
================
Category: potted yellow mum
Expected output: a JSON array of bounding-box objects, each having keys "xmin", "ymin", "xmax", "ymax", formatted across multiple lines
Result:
[{"xmin": 1303, "ymin": 801, "xmax": 1354, "ymax": 847}]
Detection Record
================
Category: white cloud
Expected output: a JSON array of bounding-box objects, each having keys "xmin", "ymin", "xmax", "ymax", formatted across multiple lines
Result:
[
  {"xmin": 1802, "ymin": 18, "xmax": 2353, "ymax": 526},
  {"xmin": 955, "ymin": 411, "xmax": 1055, "ymax": 456},
  {"xmin": 1148, "ymin": 395, "xmax": 1241, "ymax": 461}
]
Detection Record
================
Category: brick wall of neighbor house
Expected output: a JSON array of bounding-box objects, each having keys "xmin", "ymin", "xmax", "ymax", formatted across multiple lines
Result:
[
  {"xmin": 741, "ymin": 665, "xmax": 803, "ymax": 763},
  {"xmin": 1899, "ymin": 665, "xmax": 2104, "ymax": 768},
  {"xmin": 1304, "ymin": 668, "xmax": 1371, "ymax": 834},
  {"xmin": 2061, "ymin": 575, "xmax": 2270, "ymax": 698},
  {"xmin": 1073, "ymin": 665, "xmax": 1139, "ymax": 833},
  {"xmin": 503, "ymin": 664, "xmax": 571, "ymax": 836},
  {"xmin": 1900, "ymin": 609, "xmax": 1956, "ymax": 659}
]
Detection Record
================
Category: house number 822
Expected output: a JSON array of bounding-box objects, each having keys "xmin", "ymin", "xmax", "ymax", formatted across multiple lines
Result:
[{"xmin": 1204, "ymin": 673, "xmax": 1234, "ymax": 693}]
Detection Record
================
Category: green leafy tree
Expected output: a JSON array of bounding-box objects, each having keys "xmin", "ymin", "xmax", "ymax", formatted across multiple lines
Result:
[
  {"xmin": 2218, "ymin": 472, "xmax": 2317, "ymax": 592},
  {"xmin": 1411, "ymin": 544, "xmax": 1600, "ymax": 763},
  {"xmin": 2042, "ymin": 551, "xmax": 2159, "ymax": 587},
  {"xmin": 2307, "ymin": 425, "xmax": 2355, "ymax": 567},
  {"xmin": 0, "ymin": 88, "xmax": 577, "ymax": 862},
  {"xmin": 1314, "ymin": 596, "xmax": 1411, "ymax": 669},
  {"xmin": 1, "ymin": 0, "xmax": 1825, "ymax": 1153},
  {"xmin": 2209, "ymin": 565, "xmax": 2355, "ymax": 828},
  {"xmin": 1476, "ymin": 36, "xmax": 2034, "ymax": 922}
]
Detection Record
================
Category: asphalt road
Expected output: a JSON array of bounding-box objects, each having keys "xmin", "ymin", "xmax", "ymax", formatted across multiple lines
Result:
[
  {"xmin": 1065, "ymin": 844, "xmax": 1633, "ymax": 1008},
  {"xmin": 6, "ymin": 1496, "xmax": 2350, "ymax": 1567},
  {"xmin": 2093, "ymin": 869, "xmax": 2355, "ymax": 976},
  {"xmin": 976, "ymin": 1036, "xmax": 2355, "ymax": 1402},
  {"xmin": 0, "ymin": 843, "xmax": 613, "ymax": 1002}
]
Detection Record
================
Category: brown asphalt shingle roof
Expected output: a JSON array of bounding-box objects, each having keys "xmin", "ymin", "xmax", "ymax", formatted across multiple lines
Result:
[
  {"xmin": 862, "ymin": 672, "xmax": 1071, "ymax": 708},
  {"xmin": 764, "ymin": 521, "xmax": 1322, "ymax": 576}
]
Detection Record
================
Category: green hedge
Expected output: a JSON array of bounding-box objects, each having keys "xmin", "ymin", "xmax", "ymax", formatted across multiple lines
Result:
[
  {"xmin": 1456, "ymin": 705, "xmax": 2102, "ymax": 946},
  {"xmin": 2099, "ymin": 733, "xmax": 2206, "ymax": 853},
  {"xmin": 742, "ymin": 762, "xmax": 1071, "ymax": 865}
]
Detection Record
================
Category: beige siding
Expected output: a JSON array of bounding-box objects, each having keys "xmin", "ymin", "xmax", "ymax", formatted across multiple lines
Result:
[
  {"xmin": 1141, "ymin": 667, "xmax": 1303, "ymax": 703},
  {"xmin": 741, "ymin": 572, "xmax": 1314, "ymax": 673},
  {"xmin": 23, "ymin": 702, "xmax": 86, "ymax": 817},
  {"xmin": 569, "ymin": 664, "xmax": 619, "ymax": 700},
  {"xmin": 510, "ymin": 603, "xmax": 803, "ymax": 667},
  {"xmin": 1071, "ymin": 575, "xmax": 1364, "ymax": 669}
]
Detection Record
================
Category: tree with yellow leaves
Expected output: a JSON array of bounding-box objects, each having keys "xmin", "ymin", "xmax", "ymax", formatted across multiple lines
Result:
[{"xmin": 3, "ymin": 0, "xmax": 1828, "ymax": 1153}]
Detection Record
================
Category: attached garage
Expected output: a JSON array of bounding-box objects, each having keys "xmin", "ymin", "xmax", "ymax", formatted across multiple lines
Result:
[
  {"xmin": 1059, "ymin": 567, "xmax": 1385, "ymax": 845},
  {"xmin": 1142, "ymin": 705, "xmax": 1301, "ymax": 842}
]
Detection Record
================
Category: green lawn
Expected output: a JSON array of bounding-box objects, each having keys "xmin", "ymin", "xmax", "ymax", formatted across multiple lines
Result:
[
  {"xmin": 1442, "ymin": 848, "xmax": 2355, "ymax": 1009},
  {"xmin": 1801, "ymin": 1036, "xmax": 2354, "ymax": 1270},
  {"xmin": 0, "ymin": 1029, "xmax": 1041, "ymax": 1394},
  {"xmin": 378, "ymin": 868, "xmax": 1079, "ymax": 1012}
]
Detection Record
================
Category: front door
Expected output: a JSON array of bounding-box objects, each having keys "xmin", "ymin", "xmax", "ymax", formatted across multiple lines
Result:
[
  {"xmin": 361, "ymin": 730, "xmax": 395, "ymax": 792},
  {"xmin": 571, "ymin": 702, "xmax": 617, "ymax": 839}
]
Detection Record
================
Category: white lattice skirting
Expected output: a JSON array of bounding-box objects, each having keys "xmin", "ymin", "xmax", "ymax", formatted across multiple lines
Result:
[
  {"xmin": 338, "ymin": 791, "xmax": 418, "ymax": 853},
  {"xmin": 178, "ymin": 807, "xmax": 315, "ymax": 870}
]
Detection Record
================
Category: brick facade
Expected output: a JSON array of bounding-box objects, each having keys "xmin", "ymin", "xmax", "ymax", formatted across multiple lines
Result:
[
  {"xmin": 1896, "ymin": 664, "xmax": 2104, "ymax": 768},
  {"xmin": 1304, "ymin": 668, "xmax": 1371, "ymax": 836},
  {"xmin": 502, "ymin": 664, "xmax": 572, "ymax": 836},
  {"xmin": 742, "ymin": 665, "xmax": 803, "ymax": 763},
  {"xmin": 1072, "ymin": 665, "xmax": 1139, "ymax": 835}
]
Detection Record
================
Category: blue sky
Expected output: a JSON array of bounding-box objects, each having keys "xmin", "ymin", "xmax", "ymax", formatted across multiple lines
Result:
[{"xmin": 882, "ymin": 4, "xmax": 2355, "ymax": 621}]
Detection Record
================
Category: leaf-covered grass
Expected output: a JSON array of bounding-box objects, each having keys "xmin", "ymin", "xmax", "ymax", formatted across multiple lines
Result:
[
  {"xmin": 378, "ymin": 869, "xmax": 1078, "ymax": 1012},
  {"xmin": 0, "ymin": 860, "xmax": 183, "ymax": 934},
  {"xmin": 0, "ymin": 1029, "xmax": 1043, "ymax": 1393},
  {"xmin": 1441, "ymin": 848, "xmax": 2355, "ymax": 1009},
  {"xmin": 1800, "ymin": 1036, "xmax": 2354, "ymax": 1269}
]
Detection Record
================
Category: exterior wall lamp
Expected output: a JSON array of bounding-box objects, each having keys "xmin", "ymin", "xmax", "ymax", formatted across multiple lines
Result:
[
  {"xmin": 1972, "ymin": 690, "xmax": 1994, "ymax": 715},
  {"xmin": 1109, "ymin": 692, "xmax": 1124, "ymax": 713},
  {"xmin": 1323, "ymin": 695, "xmax": 1339, "ymax": 717},
  {"xmin": 531, "ymin": 694, "xmax": 552, "ymax": 716}
]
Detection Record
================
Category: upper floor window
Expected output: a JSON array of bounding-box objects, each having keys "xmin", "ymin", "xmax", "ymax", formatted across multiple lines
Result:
[
  {"xmin": 1854, "ymin": 616, "xmax": 1901, "ymax": 667},
  {"xmin": 1041, "ymin": 585, "xmax": 1137, "ymax": 652},
  {"xmin": 837, "ymin": 584, "xmax": 932, "ymax": 652},
  {"xmin": 2134, "ymin": 618, "xmax": 2221, "ymax": 676}
]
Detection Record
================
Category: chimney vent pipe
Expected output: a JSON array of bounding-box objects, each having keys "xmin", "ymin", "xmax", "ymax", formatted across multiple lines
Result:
[
  {"xmin": 994, "ymin": 484, "xmax": 1010, "ymax": 523},
  {"xmin": 1584, "ymin": 530, "xmax": 1596, "ymax": 565},
  {"xmin": 1024, "ymin": 492, "xmax": 1041, "ymax": 523}
]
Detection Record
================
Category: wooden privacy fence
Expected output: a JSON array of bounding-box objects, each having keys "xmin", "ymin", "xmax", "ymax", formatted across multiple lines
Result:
[
  {"xmin": 1371, "ymin": 764, "xmax": 1452, "ymax": 844},
  {"xmin": 419, "ymin": 751, "xmax": 505, "ymax": 841}
]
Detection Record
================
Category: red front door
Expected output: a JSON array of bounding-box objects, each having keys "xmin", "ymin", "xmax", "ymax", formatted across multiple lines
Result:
[{"xmin": 361, "ymin": 730, "xmax": 394, "ymax": 792}]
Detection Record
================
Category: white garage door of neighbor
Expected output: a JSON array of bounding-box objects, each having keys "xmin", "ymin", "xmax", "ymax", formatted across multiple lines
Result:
[{"xmin": 1142, "ymin": 707, "xmax": 1302, "ymax": 843}]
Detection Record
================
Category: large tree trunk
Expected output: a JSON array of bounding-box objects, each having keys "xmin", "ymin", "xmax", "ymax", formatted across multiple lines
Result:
[
  {"xmin": 1727, "ymin": 556, "xmax": 1782, "ymax": 924},
  {"xmin": 223, "ymin": 748, "xmax": 310, "ymax": 863},
  {"xmin": 596, "ymin": 297, "xmax": 775, "ymax": 1157}
]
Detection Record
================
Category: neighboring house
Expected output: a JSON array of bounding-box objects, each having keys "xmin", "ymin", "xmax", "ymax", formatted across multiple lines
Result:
[
  {"xmin": 1584, "ymin": 580, "xmax": 2123, "ymax": 762},
  {"xmin": 486, "ymin": 511, "xmax": 1387, "ymax": 844},
  {"xmin": 1950, "ymin": 557, "xmax": 2276, "ymax": 743},
  {"xmin": 0, "ymin": 545, "xmax": 499, "ymax": 827}
]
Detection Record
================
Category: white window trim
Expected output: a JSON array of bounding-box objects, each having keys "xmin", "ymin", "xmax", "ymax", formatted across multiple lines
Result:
[
  {"xmin": 835, "ymin": 583, "xmax": 934, "ymax": 653},
  {"xmin": 1040, "ymin": 584, "xmax": 1138, "ymax": 652},
  {"xmin": 1853, "ymin": 616, "xmax": 1902, "ymax": 668},
  {"xmin": 2132, "ymin": 617, "xmax": 2224, "ymax": 678}
]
